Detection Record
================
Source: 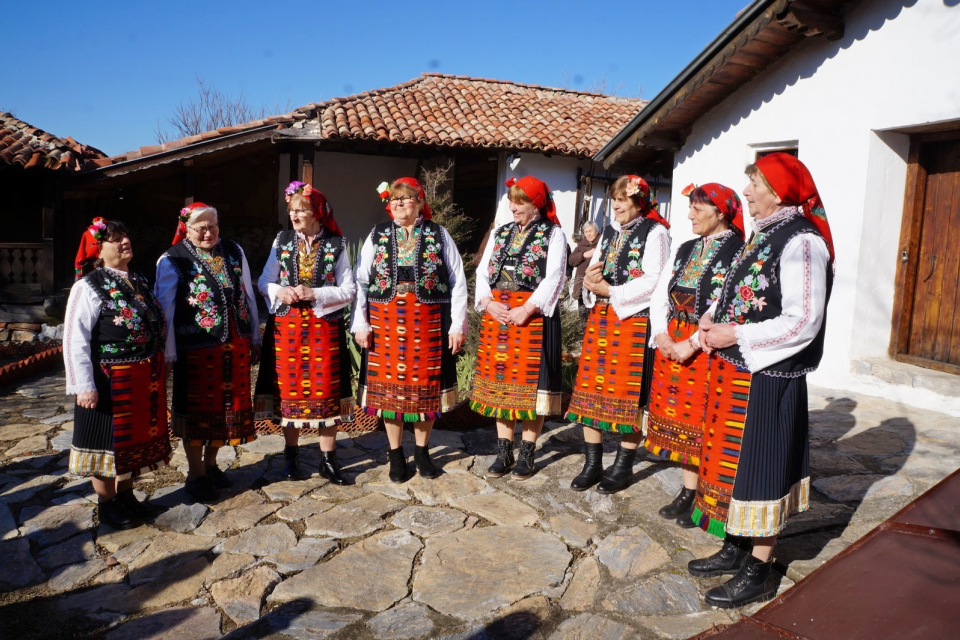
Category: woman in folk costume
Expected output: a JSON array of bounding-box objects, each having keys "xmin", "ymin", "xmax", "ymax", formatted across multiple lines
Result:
[
  {"xmin": 645, "ymin": 183, "xmax": 745, "ymax": 527},
  {"xmin": 155, "ymin": 202, "xmax": 260, "ymax": 502},
  {"xmin": 257, "ymin": 182, "xmax": 356, "ymax": 483},
  {"xmin": 565, "ymin": 175, "xmax": 670, "ymax": 493},
  {"xmin": 472, "ymin": 176, "xmax": 568, "ymax": 480},
  {"xmin": 689, "ymin": 153, "xmax": 833, "ymax": 608},
  {"xmin": 353, "ymin": 177, "xmax": 468, "ymax": 483},
  {"xmin": 64, "ymin": 219, "xmax": 170, "ymax": 530}
]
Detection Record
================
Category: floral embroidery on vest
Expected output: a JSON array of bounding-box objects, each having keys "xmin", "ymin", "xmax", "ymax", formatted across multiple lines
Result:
[
  {"xmin": 100, "ymin": 277, "xmax": 151, "ymax": 347},
  {"xmin": 320, "ymin": 239, "xmax": 338, "ymax": 284},
  {"xmin": 418, "ymin": 225, "xmax": 448, "ymax": 293},
  {"xmin": 487, "ymin": 225, "xmax": 513, "ymax": 278},
  {"xmin": 186, "ymin": 267, "xmax": 223, "ymax": 331},
  {"xmin": 278, "ymin": 241, "xmax": 295, "ymax": 286},
  {"xmin": 724, "ymin": 245, "xmax": 772, "ymax": 322},
  {"xmin": 516, "ymin": 224, "xmax": 549, "ymax": 285},
  {"xmin": 370, "ymin": 228, "xmax": 392, "ymax": 294}
]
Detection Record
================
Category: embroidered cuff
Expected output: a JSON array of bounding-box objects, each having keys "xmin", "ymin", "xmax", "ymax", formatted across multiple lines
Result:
[
  {"xmin": 689, "ymin": 331, "xmax": 701, "ymax": 350},
  {"xmin": 735, "ymin": 325, "xmax": 759, "ymax": 372},
  {"xmin": 352, "ymin": 321, "xmax": 372, "ymax": 334},
  {"xmin": 65, "ymin": 383, "xmax": 97, "ymax": 396}
]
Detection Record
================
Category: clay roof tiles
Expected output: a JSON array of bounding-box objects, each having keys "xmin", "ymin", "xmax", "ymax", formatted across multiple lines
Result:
[{"xmin": 0, "ymin": 112, "xmax": 106, "ymax": 171}]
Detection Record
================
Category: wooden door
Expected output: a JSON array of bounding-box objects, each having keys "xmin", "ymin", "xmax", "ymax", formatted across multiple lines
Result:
[{"xmin": 892, "ymin": 133, "xmax": 960, "ymax": 373}]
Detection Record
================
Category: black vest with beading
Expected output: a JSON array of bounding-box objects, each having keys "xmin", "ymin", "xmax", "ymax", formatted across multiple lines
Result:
[
  {"xmin": 272, "ymin": 230, "xmax": 346, "ymax": 319},
  {"xmin": 596, "ymin": 218, "xmax": 661, "ymax": 287},
  {"xmin": 667, "ymin": 232, "xmax": 744, "ymax": 320},
  {"xmin": 83, "ymin": 268, "xmax": 165, "ymax": 364},
  {"xmin": 487, "ymin": 218, "xmax": 559, "ymax": 291}
]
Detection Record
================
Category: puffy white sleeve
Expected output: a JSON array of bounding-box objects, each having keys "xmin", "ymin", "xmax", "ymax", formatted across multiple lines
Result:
[
  {"xmin": 238, "ymin": 247, "xmax": 261, "ymax": 345},
  {"xmin": 311, "ymin": 242, "xmax": 357, "ymax": 318},
  {"xmin": 154, "ymin": 256, "xmax": 180, "ymax": 363},
  {"xmin": 258, "ymin": 238, "xmax": 283, "ymax": 314},
  {"xmin": 350, "ymin": 231, "xmax": 376, "ymax": 333},
  {"xmin": 609, "ymin": 224, "xmax": 670, "ymax": 320},
  {"xmin": 649, "ymin": 239, "xmax": 681, "ymax": 349},
  {"xmin": 63, "ymin": 279, "xmax": 101, "ymax": 395},
  {"xmin": 443, "ymin": 227, "xmax": 469, "ymax": 334},
  {"xmin": 527, "ymin": 226, "xmax": 569, "ymax": 316},
  {"xmin": 582, "ymin": 236, "xmax": 604, "ymax": 309},
  {"xmin": 735, "ymin": 234, "xmax": 831, "ymax": 373},
  {"xmin": 474, "ymin": 229, "xmax": 497, "ymax": 311}
]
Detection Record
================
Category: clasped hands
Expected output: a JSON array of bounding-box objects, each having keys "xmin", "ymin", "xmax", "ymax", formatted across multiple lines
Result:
[
  {"xmin": 582, "ymin": 262, "xmax": 610, "ymax": 298},
  {"xmin": 482, "ymin": 297, "xmax": 537, "ymax": 327},
  {"xmin": 277, "ymin": 285, "xmax": 316, "ymax": 305},
  {"xmin": 660, "ymin": 312, "xmax": 739, "ymax": 362}
]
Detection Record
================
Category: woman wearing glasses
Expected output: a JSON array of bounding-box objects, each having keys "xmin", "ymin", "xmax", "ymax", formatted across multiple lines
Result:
[
  {"xmin": 155, "ymin": 202, "xmax": 260, "ymax": 502},
  {"xmin": 256, "ymin": 182, "xmax": 356, "ymax": 483},
  {"xmin": 353, "ymin": 177, "xmax": 468, "ymax": 482}
]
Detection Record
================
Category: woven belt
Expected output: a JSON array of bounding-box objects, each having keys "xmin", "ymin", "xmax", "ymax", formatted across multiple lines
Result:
[
  {"xmin": 493, "ymin": 282, "xmax": 523, "ymax": 292},
  {"xmin": 671, "ymin": 309, "xmax": 699, "ymax": 324},
  {"xmin": 396, "ymin": 282, "xmax": 416, "ymax": 295}
]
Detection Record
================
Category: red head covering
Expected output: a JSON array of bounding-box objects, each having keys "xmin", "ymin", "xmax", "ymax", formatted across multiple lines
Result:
[
  {"xmin": 505, "ymin": 176, "xmax": 560, "ymax": 226},
  {"xmin": 286, "ymin": 182, "xmax": 342, "ymax": 235},
  {"xmin": 74, "ymin": 217, "xmax": 107, "ymax": 280},
  {"xmin": 172, "ymin": 202, "xmax": 214, "ymax": 245},
  {"xmin": 380, "ymin": 177, "xmax": 433, "ymax": 221},
  {"xmin": 754, "ymin": 153, "xmax": 834, "ymax": 261},
  {"xmin": 623, "ymin": 175, "xmax": 670, "ymax": 229},
  {"xmin": 683, "ymin": 182, "xmax": 746, "ymax": 239}
]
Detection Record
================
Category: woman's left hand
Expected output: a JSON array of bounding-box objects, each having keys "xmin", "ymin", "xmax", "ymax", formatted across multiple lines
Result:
[
  {"xmin": 671, "ymin": 340, "xmax": 697, "ymax": 363},
  {"xmin": 293, "ymin": 285, "xmax": 315, "ymax": 302},
  {"xmin": 506, "ymin": 306, "xmax": 533, "ymax": 326},
  {"xmin": 583, "ymin": 262, "xmax": 611, "ymax": 297},
  {"xmin": 703, "ymin": 323, "xmax": 738, "ymax": 350},
  {"xmin": 251, "ymin": 344, "xmax": 261, "ymax": 365},
  {"xmin": 448, "ymin": 332, "xmax": 465, "ymax": 354}
]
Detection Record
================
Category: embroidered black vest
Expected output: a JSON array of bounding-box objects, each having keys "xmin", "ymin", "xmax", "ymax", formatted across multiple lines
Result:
[
  {"xmin": 366, "ymin": 220, "xmax": 452, "ymax": 304},
  {"xmin": 487, "ymin": 218, "xmax": 560, "ymax": 291},
  {"xmin": 597, "ymin": 218, "xmax": 661, "ymax": 287},
  {"xmin": 715, "ymin": 213, "xmax": 833, "ymax": 376},
  {"xmin": 162, "ymin": 238, "xmax": 253, "ymax": 350},
  {"xmin": 84, "ymin": 268, "xmax": 165, "ymax": 364},
  {"xmin": 273, "ymin": 230, "xmax": 346, "ymax": 319},
  {"xmin": 667, "ymin": 232, "xmax": 744, "ymax": 321}
]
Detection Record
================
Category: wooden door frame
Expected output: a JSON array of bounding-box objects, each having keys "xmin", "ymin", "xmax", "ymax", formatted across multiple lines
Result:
[{"xmin": 889, "ymin": 130, "xmax": 960, "ymax": 375}]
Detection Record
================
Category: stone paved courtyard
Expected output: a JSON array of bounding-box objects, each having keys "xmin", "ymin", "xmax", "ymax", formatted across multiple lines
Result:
[{"xmin": 1, "ymin": 370, "xmax": 958, "ymax": 639}]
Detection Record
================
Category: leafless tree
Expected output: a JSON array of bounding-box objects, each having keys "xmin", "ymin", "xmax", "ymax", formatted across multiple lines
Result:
[
  {"xmin": 559, "ymin": 70, "xmax": 638, "ymax": 97},
  {"xmin": 154, "ymin": 76, "xmax": 291, "ymax": 143}
]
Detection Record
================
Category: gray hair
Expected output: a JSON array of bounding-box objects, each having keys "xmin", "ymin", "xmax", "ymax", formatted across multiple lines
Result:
[{"xmin": 582, "ymin": 221, "xmax": 600, "ymax": 233}]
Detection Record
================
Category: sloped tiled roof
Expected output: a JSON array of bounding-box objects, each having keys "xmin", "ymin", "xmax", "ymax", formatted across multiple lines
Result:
[{"xmin": 0, "ymin": 112, "xmax": 106, "ymax": 171}]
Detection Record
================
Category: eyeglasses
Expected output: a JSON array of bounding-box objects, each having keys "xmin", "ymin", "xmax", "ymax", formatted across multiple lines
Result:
[
  {"xmin": 188, "ymin": 224, "xmax": 219, "ymax": 235},
  {"xmin": 389, "ymin": 196, "xmax": 417, "ymax": 206}
]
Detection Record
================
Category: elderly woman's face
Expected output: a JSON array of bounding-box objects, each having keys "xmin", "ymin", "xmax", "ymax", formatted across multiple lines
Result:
[
  {"xmin": 99, "ymin": 234, "xmax": 132, "ymax": 269},
  {"xmin": 688, "ymin": 201, "xmax": 726, "ymax": 238},
  {"xmin": 744, "ymin": 173, "xmax": 781, "ymax": 220},
  {"xmin": 390, "ymin": 192, "xmax": 422, "ymax": 227},
  {"xmin": 583, "ymin": 225, "xmax": 598, "ymax": 242},
  {"xmin": 509, "ymin": 199, "xmax": 539, "ymax": 226},
  {"xmin": 612, "ymin": 195, "xmax": 642, "ymax": 225},
  {"xmin": 187, "ymin": 211, "xmax": 220, "ymax": 250},
  {"xmin": 289, "ymin": 205, "xmax": 318, "ymax": 234}
]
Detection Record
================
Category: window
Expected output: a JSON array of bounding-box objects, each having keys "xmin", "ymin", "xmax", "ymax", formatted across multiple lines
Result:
[{"xmin": 750, "ymin": 141, "xmax": 800, "ymax": 162}]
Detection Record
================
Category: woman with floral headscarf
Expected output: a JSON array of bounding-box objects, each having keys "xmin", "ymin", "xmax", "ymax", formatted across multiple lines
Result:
[
  {"xmin": 256, "ymin": 182, "xmax": 357, "ymax": 483},
  {"xmin": 472, "ymin": 175, "xmax": 569, "ymax": 480},
  {"xmin": 155, "ymin": 202, "xmax": 260, "ymax": 502},
  {"xmin": 644, "ymin": 183, "xmax": 745, "ymax": 528},
  {"xmin": 688, "ymin": 153, "xmax": 833, "ymax": 609},
  {"xmin": 565, "ymin": 175, "xmax": 670, "ymax": 494},
  {"xmin": 353, "ymin": 177, "xmax": 468, "ymax": 483}
]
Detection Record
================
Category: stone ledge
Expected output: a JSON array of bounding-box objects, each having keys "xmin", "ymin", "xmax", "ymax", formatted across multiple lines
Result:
[{"xmin": 852, "ymin": 357, "xmax": 960, "ymax": 398}]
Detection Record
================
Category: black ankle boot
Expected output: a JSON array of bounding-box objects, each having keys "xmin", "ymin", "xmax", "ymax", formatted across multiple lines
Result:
[
  {"xmin": 688, "ymin": 536, "xmax": 752, "ymax": 577},
  {"xmin": 414, "ymin": 445, "xmax": 439, "ymax": 479},
  {"xmin": 596, "ymin": 446, "xmax": 637, "ymax": 494},
  {"xmin": 282, "ymin": 445, "xmax": 305, "ymax": 479},
  {"xmin": 511, "ymin": 440, "xmax": 537, "ymax": 480},
  {"xmin": 319, "ymin": 450, "xmax": 346, "ymax": 486},
  {"xmin": 658, "ymin": 487, "xmax": 696, "ymax": 518},
  {"xmin": 676, "ymin": 510, "xmax": 698, "ymax": 528},
  {"xmin": 570, "ymin": 442, "xmax": 604, "ymax": 491},
  {"xmin": 704, "ymin": 556, "xmax": 775, "ymax": 608},
  {"xmin": 116, "ymin": 489, "xmax": 164, "ymax": 518},
  {"xmin": 388, "ymin": 447, "xmax": 411, "ymax": 483},
  {"xmin": 486, "ymin": 438, "xmax": 515, "ymax": 478},
  {"xmin": 98, "ymin": 496, "xmax": 139, "ymax": 530}
]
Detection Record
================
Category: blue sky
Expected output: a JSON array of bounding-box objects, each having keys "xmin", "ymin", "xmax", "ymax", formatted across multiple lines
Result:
[{"xmin": 3, "ymin": 0, "xmax": 750, "ymax": 156}]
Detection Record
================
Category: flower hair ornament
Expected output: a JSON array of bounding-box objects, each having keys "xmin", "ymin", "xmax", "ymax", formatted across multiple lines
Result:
[
  {"xmin": 622, "ymin": 175, "xmax": 669, "ymax": 229},
  {"xmin": 379, "ymin": 178, "xmax": 433, "ymax": 220},
  {"xmin": 172, "ymin": 202, "xmax": 214, "ymax": 245},
  {"xmin": 376, "ymin": 181, "xmax": 391, "ymax": 202},
  {"xmin": 286, "ymin": 181, "xmax": 342, "ymax": 235},
  {"xmin": 87, "ymin": 217, "xmax": 107, "ymax": 241},
  {"xmin": 681, "ymin": 183, "xmax": 698, "ymax": 197},
  {"xmin": 74, "ymin": 217, "xmax": 108, "ymax": 280},
  {"xmin": 685, "ymin": 182, "xmax": 745, "ymax": 238}
]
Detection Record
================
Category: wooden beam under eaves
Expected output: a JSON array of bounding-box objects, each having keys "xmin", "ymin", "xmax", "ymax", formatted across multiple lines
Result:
[{"xmin": 777, "ymin": 1, "xmax": 845, "ymax": 40}]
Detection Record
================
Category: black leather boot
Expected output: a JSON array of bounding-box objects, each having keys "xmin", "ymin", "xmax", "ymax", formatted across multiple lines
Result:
[
  {"xmin": 596, "ymin": 445, "xmax": 637, "ymax": 494},
  {"xmin": 688, "ymin": 536, "xmax": 752, "ymax": 577},
  {"xmin": 570, "ymin": 442, "xmax": 604, "ymax": 491},
  {"xmin": 98, "ymin": 496, "xmax": 139, "ymax": 530},
  {"xmin": 704, "ymin": 556, "xmax": 776, "ymax": 609},
  {"xmin": 116, "ymin": 489, "xmax": 164, "ymax": 518},
  {"xmin": 319, "ymin": 450, "xmax": 346, "ymax": 485},
  {"xmin": 676, "ymin": 510, "xmax": 698, "ymax": 528},
  {"xmin": 658, "ymin": 487, "xmax": 696, "ymax": 518},
  {"xmin": 388, "ymin": 446, "xmax": 411, "ymax": 483},
  {"xmin": 282, "ymin": 445, "xmax": 305, "ymax": 479},
  {"xmin": 486, "ymin": 438, "xmax": 515, "ymax": 477},
  {"xmin": 414, "ymin": 445, "xmax": 439, "ymax": 479},
  {"xmin": 511, "ymin": 440, "xmax": 537, "ymax": 480}
]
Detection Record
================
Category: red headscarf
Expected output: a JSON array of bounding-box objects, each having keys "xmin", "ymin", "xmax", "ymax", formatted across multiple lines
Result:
[
  {"xmin": 754, "ymin": 153, "xmax": 834, "ymax": 261},
  {"xmin": 381, "ymin": 177, "xmax": 433, "ymax": 221},
  {"xmin": 505, "ymin": 176, "xmax": 560, "ymax": 226},
  {"xmin": 287, "ymin": 182, "xmax": 342, "ymax": 236},
  {"xmin": 623, "ymin": 175, "xmax": 670, "ymax": 229},
  {"xmin": 74, "ymin": 217, "xmax": 106, "ymax": 280},
  {"xmin": 682, "ymin": 182, "xmax": 745, "ymax": 239},
  {"xmin": 172, "ymin": 202, "xmax": 214, "ymax": 245}
]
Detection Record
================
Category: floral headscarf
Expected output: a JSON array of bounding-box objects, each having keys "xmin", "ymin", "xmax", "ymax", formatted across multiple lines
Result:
[
  {"xmin": 623, "ymin": 175, "xmax": 670, "ymax": 229},
  {"xmin": 74, "ymin": 217, "xmax": 107, "ymax": 280},
  {"xmin": 172, "ymin": 202, "xmax": 214, "ymax": 245},
  {"xmin": 505, "ymin": 176, "xmax": 560, "ymax": 226},
  {"xmin": 682, "ymin": 182, "xmax": 745, "ymax": 238},
  {"xmin": 377, "ymin": 177, "xmax": 433, "ymax": 221},
  {"xmin": 286, "ymin": 181, "xmax": 342, "ymax": 236}
]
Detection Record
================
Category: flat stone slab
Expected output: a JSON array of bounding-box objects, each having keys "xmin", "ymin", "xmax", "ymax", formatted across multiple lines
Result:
[
  {"xmin": 148, "ymin": 483, "xmax": 189, "ymax": 509},
  {"xmin": 601, "ymin": 573, "xmax": 702, "ymax": 614},
  {"xmin": 0, "ymin": 423, "xmax": 53, "ymax": 441},
  {"xmin": 37, "ymin": 532, "xmax": 97, "ymax": 570},
  {"xmin": 813, "ymin": 475, "xmax": 915, "ymax": 502},
  {"xmin": 451, "ymin": 492, "xmax": 539, "ymax": 526},
  {"xmin": 222, "ymin": 522, "xmax": 297, "ymax": 557},
  {"xmin": 407, "ymin": 470, "xmax": 493, "ymax": 506},
  {"xmin": 0, "ymin": 502, "xmax": 17, "ymax": 540},
  {"xmin": 545, "ymin": 514, "xmax": 598, "ymax": 548},
  {"xmin": 194, "ymin": 503, "xmax": 281, "ymax": 537},
  {"xmin": 57, "ymin": 582, "xmax": 131, "ymax": 613},
  {"xmin": 5, "ymin": 435, "xmax": 48, "ymax": 457},
  {"xmin": 270, "ymin": 530, "xmax": 422, "ymax": 612},
  {"xmin": 105, "ymin": 606, "xmax": 222, "ymax": 640},
  {"xmin": 112, "ymin": 554, "xmax": 213, "ymax": 613},
  {"xmin": 836, "ymin": 429, "xmax": 907, "ymax": 456},
  {"xmin": 414, "ymin": 525, "xmax": 571, "ymax": 620},
  {"xmin": 391, "ymin": 506, "xmax": 467, "ymax": 537},
  {"xmin": 304, "ymin": 492, "xmax": 404, "ymax": 538},
  {"xmin": 238, "ymin": 434, "xmax": 285, "ymax": 455},
  {"xmin": 269, "ymin": 537, "xmax": 338, "ymax": 574},
  {"xmin": 50, "ymin": 429, "xmax": 75, "ymax": 451},
  {"xmin": 211, "ymin": 564, "xmax": 282, "ymax": 625},
  {"xmin": 48, "ymin": 557, "xmax": 109, "ymax": 593},
  {"xmin": 596, "ymin": 527, "xmax": 670, "ymax": 579},
  {"xmin": 560, "ymin": 556, "xmax": 601, "ymax": 611},
  {"xmin": 259, "ymin": 608, "xmax": 363, "ymax": 639},
  {"xmin": 154, "ymin": 503, "xmax": 209, "ymax": 533},
  {"xmin": 41, "ymin": 411, "xmax": 75, "ymax": 426},
  {"xmin": 639, "ymin": 612, "xmax": 734, "ymax": 639},
  {"xmin": 126, "ymin": 531, "xmax": 221, "ymax": 586},
  {"xmin": 262, "ymin": 477, "xmax": 328, "ymax": 502},
  {"xmin": 19, "ymin": 503, "xmax": 95, "ymax": 547},
  {"xmin": 277, "ymin": 496, "xmax": 334, "ymax": 522},
  {"xmin": 548, "ymin": 613, "xmax": 634, "ymax": 639},
  {"xmin": 0, "ymin": 474, "xmax": 60, "ymax": 503},
  {"xmin": 0, "ymin": 538, "xmax": 45, "ymax": 591},
  {"xmin": 209, "ymin": 490, "xmax": 264, "ymax": 511},
  {"xmin": 22, "ymin": 406, "xmax": 59, "ymax": 419},
  {"xmin": 365, "ymin": 602, "xmax": 436, "ymax": 639},
  {"xmin": 98, "ymin": 523, "xmax": 162, "ymax": 554}
]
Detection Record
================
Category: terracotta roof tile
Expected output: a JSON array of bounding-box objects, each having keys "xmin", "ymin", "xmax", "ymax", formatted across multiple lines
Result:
[{"xmin": 0, "ymin": 112, "xmax": 105, "ymax": 171}]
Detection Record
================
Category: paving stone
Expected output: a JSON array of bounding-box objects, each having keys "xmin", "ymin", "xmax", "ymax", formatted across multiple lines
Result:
[
  {"xmin": 0, "ymin": 537, "xmax": 45, "ymax": 590},
  {"xmin": 194, "ymin": 503, "xmax": 280, "ymax": 537},
  {"xmin": 57, "ymin": 582, "xmax": 131, "ymax": 613},
  {"xmin": 391, "ymin": 506, "xmax": 467, "ymax": 537},
  {"xmin": 809, "ymin": 449, "xmax": 870, "ymax": 476},
  {"xmin": 813, "ymin": 474, "xmax": 915, "ymax": 502},
  {"xmin": 837, "ymin": 429, "xmax": 907, "ymax": 456},
  {"xmin": 222, "ymin": 522, "xmax": 297, "ymax": 557},
  {"xmin": 407, "ymin": 469, "xmax": 493, "ymax": 506},
  {"xmin": 601, "ymin": 572, "xmax": 701, "ymax": 614},
  {"xmin": 0, "ymin": 474, "xmax": 60, "ymax": 503},
  {"xmin": 559, "ymin": 556, "xmax": 601, "ymax": 611},
  {"xmin": 154, "ymin": 503, "xmax": 209, "ymax": 533},
  {"xmin": 48, "ymin": 557, "xmax": 109, "ymax": 593},
  {"xmin": 365, "ymin": 601, "xmax": 436, "ymax": 639},
  {"xmin": 209, "ymin": 489, "xmax": 264, "ymax": 511},
  {"xmin": 366, "ymin": 481, "xmax": 413, "ymax": 501},
  {"xmin": 148, "ymin": 483, "xmax": 189, "ymax": 508},
  {"xmin": 19, "ymin": 503, "xmax": 95, "ymax": 547},
  {"xmin": 37, "ymin": 532, "xmax": 97, "ymax": 570},
  {"xmin": 217, "ymin": 446, "xmax": 238, "ymax": 462},
  {"xmin": 596, "ymin": 527, "xmax": 671, "ymax": 579},
  {"xmin": 548, "ymin": 613, "xmax": 633, "ymax": 640},
  {"xmin": 545, "ymin": 514, "xmax": 598, "ymax": 548},
  {"xmin": 414, "ymin": 525, "xmax": 571, "ymax": 620},
  {"xmin": 304, "ymin": 492, "xmax": 404, "ymax": 538},
  {"xmin": 269, "ymin": 536, "xmax": 338, "ymax": 574},
  {"xmin": 204, "ymin": 551, "xmax": 259, "ymax": 586},
  {"xmin": 105, "ymin": 605, "xmax": 222, "ymax": 639},
  {"xmin": 239, "ymin": 434, "xmax": 285, "ymax": 455},
  {"xmin": 276, "ymin": 495, "xmax": 334, "ymax": 522},
  {"xmin": 112, "ymin": 538, "xmax": 152, "ymax": 567},
  {"xmin": 270, "ymin": 530, "xmax": 422, "ymax": 611},
  {"xmin": 5, "ymin": 435, "xmax": 48, "ymax": 457},
  {"xmin": 41, "ymin": 411, "xmax": 75, "ymax": 426},
  {"xmin": 0, "ymin": 502, "xmax": 17, "ymax": 540},
  {"xmin": 262, "ymin": 477, "xmax": 328, "ymax": 502},
  {"xmin": 640, "ymin": 611, "xmax": 734, "ymax": 639},
  {"xmin": 50, "ymin": 489, "xmax": 97, "ymax": 506},
  {"xmin": 211, "ymin": 564, "xmax": 282, "ymax": 625},
  {"xmin": 259, "ymin": 608, "xmax": 363, "ymax": 639},
  {"xmin": 112, "ymin": 554, "xmax": 214, "ymax": 613},
  {"xmin": 98, "ymin": 523, "xmax": 162, "ymax": 554},
  {"xmin": 126, "ymin": 531, "xmax": 221, "ymax": 586},
  {"xmin": 312, "ymin": 481, "xmax": 369, "ymax": 502},
  {"xmin": 487, "ymin": 595, "xmax": 552, "ymax": 639},
  {"xmin": 22, "ymin": 406, "xmax": 59, "ymax": 419},
  {"xmin": 353, "ymin": 431, "xmax": 390, "ymax": 451},
  {"xmin": 451, "ymin": 492, "xmax": 539, "ymax": 526}
]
